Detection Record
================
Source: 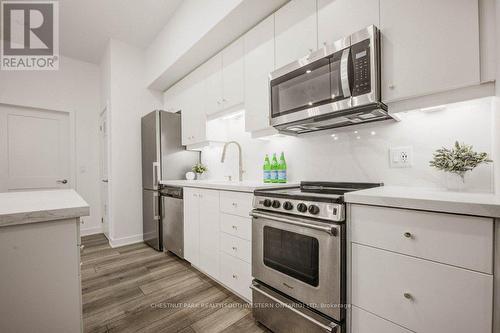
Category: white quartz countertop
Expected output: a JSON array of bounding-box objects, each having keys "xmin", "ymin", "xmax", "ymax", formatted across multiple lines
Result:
[
  {"xmin": 159, "ymin": 179, "xmax": 298, "ymax": 193},
  {"xmin": 0, "ymin": 189, "xmax": 90, "ymax": 227},
  {"xmin": 345, "ymin": 186, "xmax": 500, "ymax": 218}
]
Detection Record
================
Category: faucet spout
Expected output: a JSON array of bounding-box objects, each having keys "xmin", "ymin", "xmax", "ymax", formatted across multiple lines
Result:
[{"xmin": 220, "ymin": 141, "xmax": 244, "ymax": 182}]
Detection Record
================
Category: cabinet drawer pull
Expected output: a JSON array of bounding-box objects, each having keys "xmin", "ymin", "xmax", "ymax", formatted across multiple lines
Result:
[
  {"xmin": 403, "ymin": 292, "xmax": 413, "ymax": 300},
  {"xmin": 403, "ymin": 232, "xmax": 413, "ymax": 239},
  {"xmin": 232, "ymin": 225, "xmax": 238, "ymax": 230},
  {"xmin": 232, "ymin": 274, "xmax": 238, "ymax": 279},
  {"xmin": 232, "ymin": 246, "xmax": 237, "ymax": 251},
  {"xmin": 232, "ymin": 202, "xmax": 237, "ymax": 207}
]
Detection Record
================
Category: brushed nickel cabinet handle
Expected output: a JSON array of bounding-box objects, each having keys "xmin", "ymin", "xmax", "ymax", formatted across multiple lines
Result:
[
  {"xmin": 57, "ymin": 179, "xmax": 68, "ymax": 184},
  {"xmin": 232, "ymin": 246, "xmax": 237, "ymax": 251},
  {"xmin": 403, "ymin": 292, "xmax": 413, "ymax": 300},
  {"xmin": 404, "ymin": 232, "xmax": 412, "ymax": 239}
]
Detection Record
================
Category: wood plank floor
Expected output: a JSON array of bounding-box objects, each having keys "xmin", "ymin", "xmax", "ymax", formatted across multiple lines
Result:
[{"xmin": 81, "ymin": 234, "xmax": 269, "ymax": 333}]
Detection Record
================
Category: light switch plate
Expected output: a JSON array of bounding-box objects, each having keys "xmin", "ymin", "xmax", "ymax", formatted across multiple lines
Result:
[{"xmin": 389, "ymin": 146, "xmax": 413, "ymax": 168}]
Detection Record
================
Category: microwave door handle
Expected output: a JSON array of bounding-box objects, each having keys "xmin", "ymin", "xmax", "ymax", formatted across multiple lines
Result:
[{"xmin": 340, "ymin": 48, "xmax": 351, "ymax": 98}]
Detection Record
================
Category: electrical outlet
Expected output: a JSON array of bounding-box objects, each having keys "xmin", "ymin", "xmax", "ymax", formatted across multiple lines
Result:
[{"xmin": 389, "ymin": 146, "xmax": 413, "ymax": 168}]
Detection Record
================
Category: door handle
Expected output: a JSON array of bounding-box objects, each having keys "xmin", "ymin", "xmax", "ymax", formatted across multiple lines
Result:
[
  {"xmin": 153, "ymin": 162, "xmax": 159, "ymax": 189},
  {"xmin": 340, "ymin": 48, "xmax": 351, "ymax": 98},
  {"xmin": 56, "ymin": 179, "xmax": 68, "ymax": 184}
]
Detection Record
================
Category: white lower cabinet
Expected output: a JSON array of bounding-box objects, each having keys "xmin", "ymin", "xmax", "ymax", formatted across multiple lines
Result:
[
  {"xmin": 220, "ymin": 252, "xmax": 252, "ymax": 301},
  {"xmin": 351, "ymin": 306, "xmax": 412, "ymax": 333},
  {"xmin": 184, "ymin": 188, "xmax": 253, "ymax": 302},
  {"xmin": 349, "ymin": 204, "xmax": 494, "ymax": 333},
  {"xmin": 197, "ymin": 189, "xmax": 221, "ymax": 279}
]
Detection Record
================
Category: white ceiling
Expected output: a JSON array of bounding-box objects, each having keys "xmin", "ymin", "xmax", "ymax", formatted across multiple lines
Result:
[{"xmin": 59, "ymin": 0, "xmax": 182, "ymax": 64}]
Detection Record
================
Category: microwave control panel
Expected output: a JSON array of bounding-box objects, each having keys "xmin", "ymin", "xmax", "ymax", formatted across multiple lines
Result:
[{"xmin": 351, "ymin": 39, "xmax": 371, "ymax": 96}]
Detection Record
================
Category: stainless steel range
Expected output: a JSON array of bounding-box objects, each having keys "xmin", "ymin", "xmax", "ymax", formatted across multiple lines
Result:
[{"xmin": 250, "ymin": 182, "xmax": 382, "ymax": 333}]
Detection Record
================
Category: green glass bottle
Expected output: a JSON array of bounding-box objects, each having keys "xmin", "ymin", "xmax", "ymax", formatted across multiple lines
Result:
[
  {"xmin": 270, "ymin": 153, "xmax": 279, "ymax": 183},
  {"xmin": 278, "ymin": 152, "xmax": 287, "ymax": 183},
  {"xmin": 263, "ymin": 155, "xmax": 271, "ymax": 183}
]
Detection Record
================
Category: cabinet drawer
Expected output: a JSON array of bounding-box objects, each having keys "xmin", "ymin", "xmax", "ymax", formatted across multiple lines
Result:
[
  {"xmin": 351, "ymin": 306, "xmax": 412, "ymax": 333},
  {"xmin": 220, "ymin": 191, "xmax": 253, "ymax": 217},
  {"xmin": 351, "ymin": 205, "xmax": 494, "ymax": 273},
  {"xmin": 351, "ymin": 244, "xmax": 493, "ymax": 333},
  {"xmin": 220, "ymin": 252, "xmax": 252, "ymax": 301},
  {"xmin": 220, "ymin": 213, "xmax": 251, "ymax": 241},
  {"xmin": 220, "ymin": 232, "xmax": 251, "ymax": 263}
]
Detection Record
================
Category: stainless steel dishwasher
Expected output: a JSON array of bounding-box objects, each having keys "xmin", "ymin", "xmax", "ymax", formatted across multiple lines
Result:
[{"xmin": 160, "ymin": 186, "xmax": 184, "ymax": 258}]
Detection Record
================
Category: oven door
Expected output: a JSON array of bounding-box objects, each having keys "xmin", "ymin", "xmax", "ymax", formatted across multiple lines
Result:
[
  {"xmin": 269, "ymin": 37, "xmax": 351, "ymax": 128},
  {"xmin": 251, "ymin": 210, "xmax": 344, "ymax": 321}
]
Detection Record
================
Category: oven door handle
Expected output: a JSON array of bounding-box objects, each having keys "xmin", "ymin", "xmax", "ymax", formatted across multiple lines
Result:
[
  {"xmin": 250, "ymin": 211, "xmax": 337, "ymax": 236},
  {"xmin": 251, "ymin": 282, "xmax": 339, "ymax": 332}
]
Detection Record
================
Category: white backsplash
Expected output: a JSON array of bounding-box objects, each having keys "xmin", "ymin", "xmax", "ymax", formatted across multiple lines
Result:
[{"xmin": 201, "ymin": 97, "xmax": 495, "ymax": 193}]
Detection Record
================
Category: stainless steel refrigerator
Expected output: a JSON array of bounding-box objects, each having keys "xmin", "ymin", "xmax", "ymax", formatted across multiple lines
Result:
[{"xmin": 141, "ymin": 110, "xmax": 199, "ymax": 251}]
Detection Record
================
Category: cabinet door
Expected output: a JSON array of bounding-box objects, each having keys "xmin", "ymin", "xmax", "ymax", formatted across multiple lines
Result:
[
  {"xmin": 351, "ymin": 244, "xmax": 493, "ymax": 333},
  {"xmin": 183, "ymin": 188, "xmax": 200, "ymax": 266},
  {"xmin": 318, "ymin": 0, "xmax": 379, "ymax": 47},
  {"xmin": 380, "ymin": 0, "xmax": 480, "ymax": 102},
  {"xmin": 198, "ymin": 189, "xmax": 220, "ymax": 279},
  {"xmin": 204, "ymin": 53, "xmax": 223, "ymax": 115},
  {"xmin": 244, "ymin": 15, "xmax": 276, "ymax": 133},
  {"xmin": 222, "ymin": 37, "xmax": 244, "ymax": 110},
  {"xmin": 163, "ymin": 82, "xmax": 181, "ymax": 114},
  {"xmin": 180, "ymin": 71, "xmax": 207, "ymax": 146},
  {"xmin": 275, "ymin": 0, "xmax": 318, "ymax": 69}
]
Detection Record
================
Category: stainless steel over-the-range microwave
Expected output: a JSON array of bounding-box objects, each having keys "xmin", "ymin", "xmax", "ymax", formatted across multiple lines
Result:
[{"xmin": 269, "ymin": 25, "xmax": 395, "ymax": 134}]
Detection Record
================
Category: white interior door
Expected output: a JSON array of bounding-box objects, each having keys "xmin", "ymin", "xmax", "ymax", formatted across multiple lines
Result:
[
  {"xmin": 99, "ymin": 108, "xmax": 109, "ymax": 238},
  {"xmin": 0, "ymin": 105, "xmax": 71, "ymax": 191}
]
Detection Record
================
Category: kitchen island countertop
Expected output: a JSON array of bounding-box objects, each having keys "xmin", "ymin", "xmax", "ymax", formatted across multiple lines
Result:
[{"xmin": 0, "ymin": 189, "xmax": 90, "ymax": 227}]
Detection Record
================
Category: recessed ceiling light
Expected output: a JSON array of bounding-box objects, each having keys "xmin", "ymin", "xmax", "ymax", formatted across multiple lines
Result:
[
  {"xmin": 371, "ymin": 131, "xmax": 376, "ymax": 136},
  {"xmin": 308, "ymin": 102, "xmax": 313, "ymax": 106},
  {"xmin": 356, "ymin": 136, "xmax": 361, "ymax": 140},
  {"xmin": 306, "ymin": 70, "xmax": 312, "ymax": 74},
  {"xmin": 354, "ymin": 130, "xmax": 358, "ymax": 134},
  {"xmin": 333, "ymin": 137, "xmax": 339, "ymax": 141}
]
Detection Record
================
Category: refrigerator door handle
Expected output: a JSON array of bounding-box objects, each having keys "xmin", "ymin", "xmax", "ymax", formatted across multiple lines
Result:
[
  {"xmin": 153, "ymin": 191, "xmax": 160, "ymax": 220},
  {"xmin": 153, "ymin": 161, "xmax": 160, "ymax": 189}
]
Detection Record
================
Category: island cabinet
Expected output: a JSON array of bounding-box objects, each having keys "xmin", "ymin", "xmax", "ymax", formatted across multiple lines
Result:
[
  {"xmin": 0, "ymin": 219, "xmax": 86, "ymax": 333},
  {"xmin": 348, "ymin": 204, "xmax": 494, "ymax": 333},
  {"xmin": 183, "ymin": 187, "xmax": 253, "ymax": 301}
]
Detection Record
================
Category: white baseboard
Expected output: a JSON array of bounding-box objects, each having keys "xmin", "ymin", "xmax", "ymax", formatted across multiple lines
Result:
[
  {"xmin": 80, "ymin": 226, "xmax": 103, "ymax": 236},
  {"xmin": 108, "ymin": 233, "xmax": 143, "ymax": 248}
]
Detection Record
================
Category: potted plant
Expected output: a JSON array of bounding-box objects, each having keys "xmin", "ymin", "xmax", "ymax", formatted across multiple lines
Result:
[
  {"xmin": 192, "ymin": 163, "xmax": 208, "ymax": 180},
  {"xmin": 429, "ymin": 141, "xmax": 492, "ymax": 191}
]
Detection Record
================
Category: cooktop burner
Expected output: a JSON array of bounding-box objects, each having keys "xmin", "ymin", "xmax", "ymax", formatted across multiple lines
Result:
[{"xmin": 253, "ymin": 181, "xmax": 383, "ymax": 221}]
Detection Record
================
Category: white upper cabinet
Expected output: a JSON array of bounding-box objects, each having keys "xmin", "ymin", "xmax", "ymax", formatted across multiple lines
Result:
[
  {"xmin": 317, "ymin": 0, "xmax": 379, "ymax": 46},
  {"xmin": 275, "ymin": 0, "xmax": 318, "ymax": 69},
  {"xmin": 204, "ymin": 53, "xmax": 224, "ymax": 115},
  {"xmin": 244, "ymin": 15, "xmax": 276, "ymax": 133},
  {"xmin": 222, "ymin": 37, "xmax": 245, "ymax": 110},
  {"xmin": 380, "ymin": 0, "xmax": 480, "ymax": 102},
  {"xmin": 163, "ymin": 82, "xmax": 181, "ymax": 114},
  {"xmin": 179, "ymin": 68, "xmax": 207, "ymax": 146}
]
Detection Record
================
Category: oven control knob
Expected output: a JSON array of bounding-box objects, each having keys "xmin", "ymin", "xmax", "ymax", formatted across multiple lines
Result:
[
  {"xmin": 308, "ymin": 205, "xmax": 320, "ymax": 215},
  {"xmin": 283, "ymin": 201, "xmax": 294, "ymax": 210},
  {"xmin": 272, "ymin": 200, "xmax": 281, "ymax": 209},
  {"xmin": 263, "ymin": 199, "xmax": 272, "ymax": 207},
  {"xmin": 297, "ymin": 203, "xmax": 308, "ymax": 213}
]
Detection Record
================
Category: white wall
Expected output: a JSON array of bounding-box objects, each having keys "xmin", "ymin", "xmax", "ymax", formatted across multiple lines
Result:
[
  {"xmin": 202, "ymin": 98, "xmax": 496, "ymax": 193},
  {"xmin": 146, "ymin": 0, "xmax": 288, "ymax": 89},
  {"xmin": 101, "ymin": 39, "xmax": 163, "ymax": 247},
  {"xmin": 0, "ymin": 56, "xmax": 102, "ymax": 234}
]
